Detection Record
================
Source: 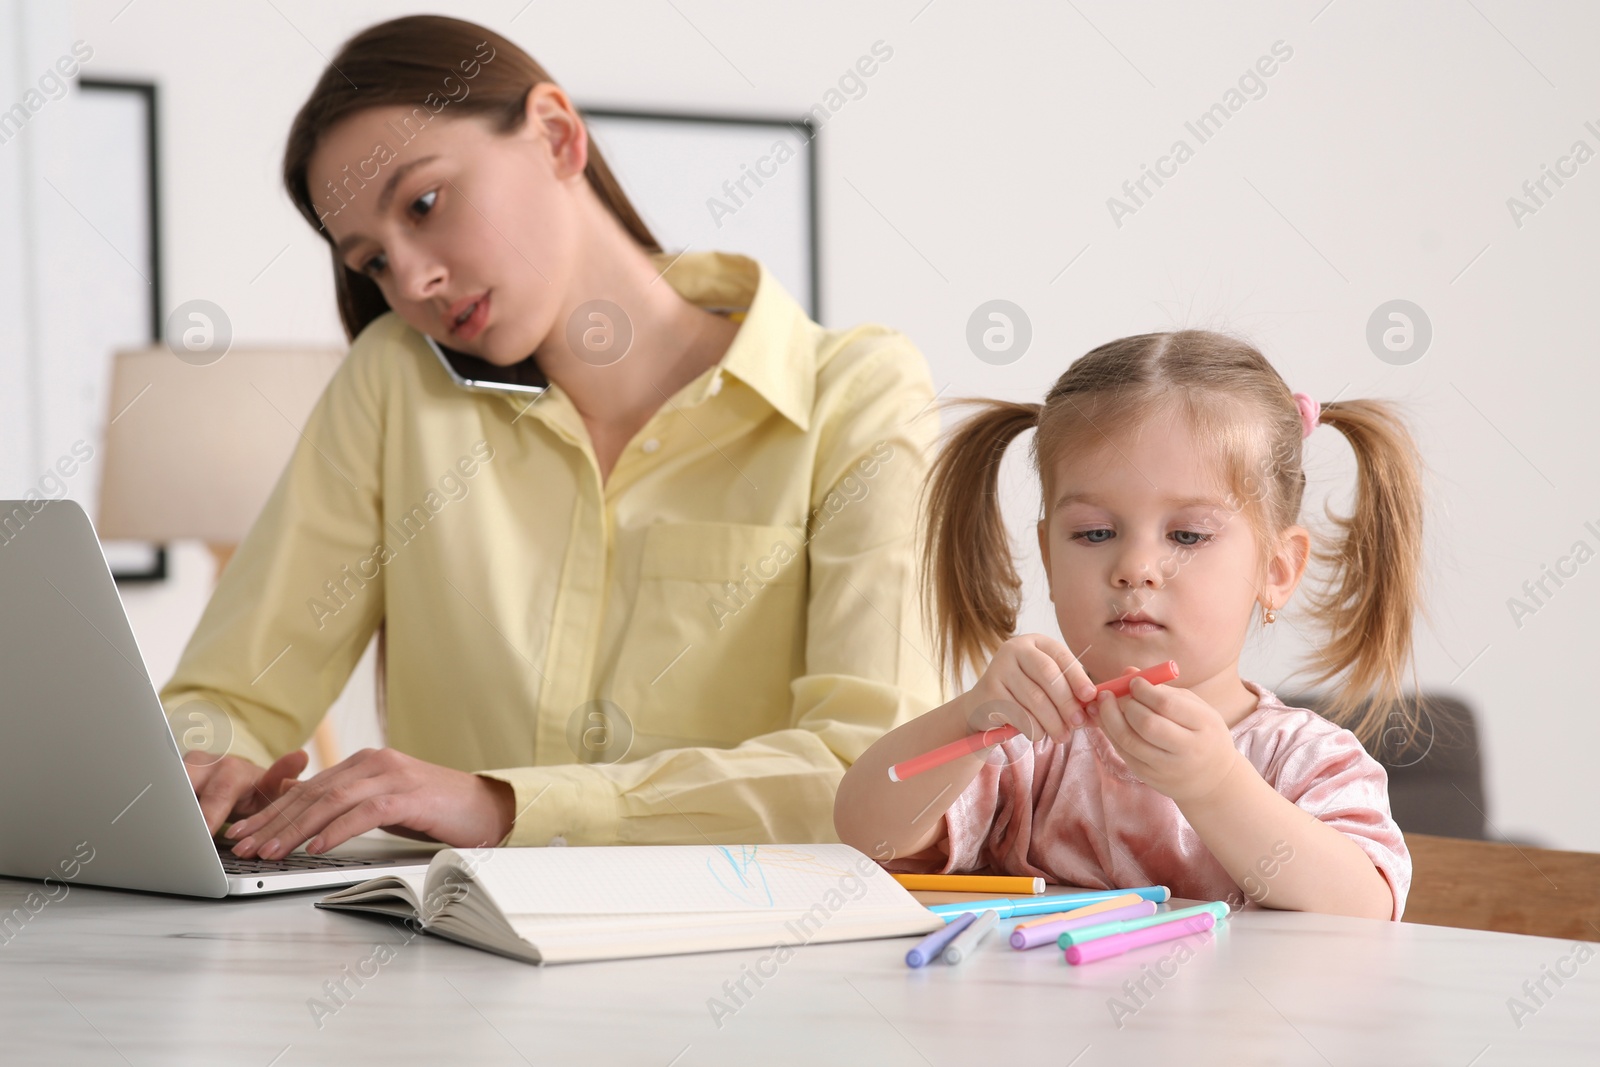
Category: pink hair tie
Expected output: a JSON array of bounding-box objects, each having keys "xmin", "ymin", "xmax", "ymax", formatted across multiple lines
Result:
[{"xmin": 1293, "ymin": 392, "xmax": 1321, "ymax": 439}]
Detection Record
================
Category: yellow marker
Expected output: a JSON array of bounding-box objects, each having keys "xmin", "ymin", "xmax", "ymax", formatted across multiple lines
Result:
[
  {"xmin": 1013, "ymin": 892, "xmax": 1142, "ymax": 930},
  {"xmin": 891, "ymin": 874, "xmax": 1046, "ymax": 895}
]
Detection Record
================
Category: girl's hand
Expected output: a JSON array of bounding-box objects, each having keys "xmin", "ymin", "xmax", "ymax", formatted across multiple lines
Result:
[
  {"xmin": 966, "ymin": 634, "xmax": 1099, "ymax": 744},
  {"xmin": 222, "ymin": 748, "xmax": 516, "ymax": 859},
  {"xmin": 1090, "ymin": 673, "xmax": 1239, "ymax": 801}
]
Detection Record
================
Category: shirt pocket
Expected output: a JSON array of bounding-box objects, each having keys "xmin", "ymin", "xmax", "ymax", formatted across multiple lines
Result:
[{"xmin": 608, "ymin": 521, "xmax": 807, "ymax": 748}]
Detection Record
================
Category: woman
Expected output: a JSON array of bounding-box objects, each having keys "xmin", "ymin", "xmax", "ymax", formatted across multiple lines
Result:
[{"xmin": 163, "ymin": 15, "xmax": 941, "ymax": 858}]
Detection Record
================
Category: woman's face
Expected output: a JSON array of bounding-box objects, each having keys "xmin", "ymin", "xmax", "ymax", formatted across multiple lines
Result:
[
  {"xmin": 1036, "ymin": 415, "xmax": 1276, "ymax": 688},
  {"xmin": 307, "ymin": 89, "xmax": 584, "ymax": 365}
]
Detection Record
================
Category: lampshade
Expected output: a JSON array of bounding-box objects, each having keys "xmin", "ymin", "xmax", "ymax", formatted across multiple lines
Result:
[{"xmin": 96, "ymin": 347, "xmax": 344, "ymax": 543}]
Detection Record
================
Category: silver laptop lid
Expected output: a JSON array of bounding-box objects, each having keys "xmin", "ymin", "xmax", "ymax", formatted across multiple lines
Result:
[{"xmin": 0, "ymin": 499, "xmax": 231, "ymax": 897}]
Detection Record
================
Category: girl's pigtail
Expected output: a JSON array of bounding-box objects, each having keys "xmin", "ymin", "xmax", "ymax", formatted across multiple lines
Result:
[
  {"xmin": 1300, "ymin": 398, "xmax": 1427, "ymax": 749},
  {"xmin": 921, "ymin": 401, "xmax": 1042, "ymax": 687}
]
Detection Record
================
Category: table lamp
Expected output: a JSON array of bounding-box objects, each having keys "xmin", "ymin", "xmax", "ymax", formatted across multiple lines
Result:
[{"xmin": 96, "ymin": 346, "xmax": 347, "ymax": 770}]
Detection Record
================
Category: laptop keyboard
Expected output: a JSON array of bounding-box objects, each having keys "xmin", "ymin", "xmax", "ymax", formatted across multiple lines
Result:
[{"xmin": 215, "ymin": 843, "xmax": 389, "ymax": 876}]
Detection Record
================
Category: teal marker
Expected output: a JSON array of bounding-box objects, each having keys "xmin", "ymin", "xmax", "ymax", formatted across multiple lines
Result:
[
  {"xmin": 928, "ymin": 885, "xmax": 1170, "ymax": 922},
  {"xmin": 1057, "ymin": 901, "xmax": 1230, "ymax": 948}
]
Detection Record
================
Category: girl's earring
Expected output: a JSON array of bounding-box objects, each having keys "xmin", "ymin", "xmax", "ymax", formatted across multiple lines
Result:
[{"xmin": 1263, "ymin": 602, "xmax": 1278, "ymax": 624}]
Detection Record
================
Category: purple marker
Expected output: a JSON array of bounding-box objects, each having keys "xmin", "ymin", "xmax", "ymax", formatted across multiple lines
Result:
[
  {"xmin": 906, "ymin": 910, "xmax": 976, "ymax": 968},
  {"xmin": 1009, "ymin": 900, "xmax": 1157, "ymax": 950}
]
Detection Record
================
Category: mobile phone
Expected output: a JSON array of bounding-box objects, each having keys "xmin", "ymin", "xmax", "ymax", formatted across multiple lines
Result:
[{"xmin": 424, "ymin": 334, "xmax": 549, "ymax": 397}]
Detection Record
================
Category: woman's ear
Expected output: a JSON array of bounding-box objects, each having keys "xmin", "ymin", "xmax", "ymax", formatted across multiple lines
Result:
[{"xmin": 522, "ymin": 83, "xmax": 588, "ymax": 181}]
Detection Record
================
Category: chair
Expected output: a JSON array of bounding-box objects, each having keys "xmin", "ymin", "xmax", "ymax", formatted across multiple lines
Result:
[{"xmin": 1280, "ymin": 691, "xmax": 1487, "ymax": 840}]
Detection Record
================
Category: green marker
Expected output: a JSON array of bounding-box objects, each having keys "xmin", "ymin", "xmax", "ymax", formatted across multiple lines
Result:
[{"xmin": 1057, "ymin": 901, "xmax": 1230, "ymax": 949}]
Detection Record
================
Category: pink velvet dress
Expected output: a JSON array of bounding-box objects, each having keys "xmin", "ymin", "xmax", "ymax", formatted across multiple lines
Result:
[{"xmin": 887, "ymin": 680, "xmax": 1411, "ymax": 919}]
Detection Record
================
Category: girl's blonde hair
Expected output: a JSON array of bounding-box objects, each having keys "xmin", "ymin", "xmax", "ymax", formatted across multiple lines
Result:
[{"xmin": 922, "ymin": 329, "xmax": 1425, "ymax": 748}]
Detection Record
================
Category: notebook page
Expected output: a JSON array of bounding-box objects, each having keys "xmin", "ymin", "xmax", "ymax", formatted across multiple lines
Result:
[
  {"xmin": 450, "ymin": 844, "xmax": 917, "ymax": 917},
  {"xmin": 319, "ymin": 868, "xmax": 429, "ymax": 912}
]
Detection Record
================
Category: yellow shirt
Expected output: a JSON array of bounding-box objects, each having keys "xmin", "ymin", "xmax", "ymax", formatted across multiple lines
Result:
[{"xmin": 159, "ymin": 251, "xmax": 943, "ymax": 847}]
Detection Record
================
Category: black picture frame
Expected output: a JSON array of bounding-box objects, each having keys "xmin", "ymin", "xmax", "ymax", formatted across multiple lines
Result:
[
  {"xmin": 582, "ymin": 106, "xmax": 822, "ymax": 322},
  {"xmin": 80, "ymin": 78, "xmax": 167, "ymax": 583}
]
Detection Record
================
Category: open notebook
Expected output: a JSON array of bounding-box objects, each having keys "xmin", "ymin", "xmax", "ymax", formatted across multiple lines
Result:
[{"xmin": 315, "ymin": 843, "xmax": 943, "ymax": 964}]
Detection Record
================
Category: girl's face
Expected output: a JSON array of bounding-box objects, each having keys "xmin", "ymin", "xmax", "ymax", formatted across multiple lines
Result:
[
  {"xmin": 1036, "ymin": 415, "xmax": 1306, "ymax": 696},
  {"xmin": 307, "ymin": 87, "xmax": 584, "ymax": 366}
]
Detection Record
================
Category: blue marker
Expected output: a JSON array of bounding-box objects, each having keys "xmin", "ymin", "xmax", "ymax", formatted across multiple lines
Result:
[
  {"xmin": 927, "ymin": 885, "xmax": 1170, "ymax": 921},
  {"xmin": 905, "ymin": 910, "xmax": 976, "ymax": 967}
]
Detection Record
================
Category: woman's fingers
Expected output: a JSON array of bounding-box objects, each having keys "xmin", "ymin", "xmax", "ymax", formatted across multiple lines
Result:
[
  {"xmin": 229, "ymin": 756, "xmax": 392, "ymax": 859},
  {"xmin": 304, "ymin": 794, "xmax": 413, "ymax": 855},
  {"xmin": 256, "ymin": 750, "xmax": 309, "ymax": 802},
  {"xmin": 191, "ymin": 746, "xmax": 505, "ymax": 857},
  {"xmin": 308, "ymin": 768, "xmax": 512, "ymax": 854},
  {"xmin": 232, "ymin": 780, "xmax": 369, "ymax": 859},
  {"xmin": 193, "ymin": 757, "xmax": 259, "ymax": 836},
  {"xmin": 229, "ymin": 773, "xmax": 349, "ymax": 856},
  {"xmin": 183, "ymin": 751, "xmax": 223, "ymax": 832}
]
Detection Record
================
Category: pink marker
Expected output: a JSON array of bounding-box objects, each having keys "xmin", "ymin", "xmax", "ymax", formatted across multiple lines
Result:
[
  {"xmin": 1009, "ymin": 900, "xmax": 1157, "ymax": 950},
  {"xmin": 888, "ymin": 660, "xmax": 1180, "ymax": 782},
  {"xmin": 1063, "ymin": 911, "xmax": 1215, "ymax": 965}
]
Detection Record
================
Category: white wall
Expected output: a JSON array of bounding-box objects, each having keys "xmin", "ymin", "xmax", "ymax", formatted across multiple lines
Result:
[
  {"xmin": 17, "ymin": 0, "xmax": 1598, "ymax": 846},
  {"xmin": 1, "ymin": 0, "xmax": 90, "ymax": 496}
]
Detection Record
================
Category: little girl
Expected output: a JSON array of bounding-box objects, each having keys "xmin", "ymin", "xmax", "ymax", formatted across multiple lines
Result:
[{"xmin": 835, "ymin": 330, "xmax": 1425, "ymax": 919}]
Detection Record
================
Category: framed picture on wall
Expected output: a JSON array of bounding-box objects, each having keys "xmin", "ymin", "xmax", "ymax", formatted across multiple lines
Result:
[
  {"xmin": 583, "ymin": 108, "xmax": 820, "ymax": 321},
  {"xmin": 74, "ymin": 77, "xmax": 167, "ymax": 582}
]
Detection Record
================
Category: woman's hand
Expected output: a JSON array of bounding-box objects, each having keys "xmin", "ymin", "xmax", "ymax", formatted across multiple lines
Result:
[
  {"xmin": 1089, "ymin": 673, "xmax": 1239, "ymax": 801},
  {"xmin": 966, "ymin": 634, "xmax": 1099, "ymax": 744},
  {"xmin": 222, "ymin": 748, "xmax": 516, "ymax": 859},
  {"xmin": 184, "ymin": 750, "xmax": 310, "ymax": 836}
]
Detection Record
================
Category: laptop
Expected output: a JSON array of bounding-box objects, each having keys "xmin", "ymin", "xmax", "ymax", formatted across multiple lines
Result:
[{"xmin": 0, "ymin": 499, "xmax": 438, "ymax": 896}]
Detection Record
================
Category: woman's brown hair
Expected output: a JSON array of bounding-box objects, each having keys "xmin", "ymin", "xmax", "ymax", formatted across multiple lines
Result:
[
  {"xmin": 922, "ymin": 330, "xmax": 1427, "ymax": 748},
  {"xmin": 282, "ymin": 14, "xmax": 660, "ymax": 341}
]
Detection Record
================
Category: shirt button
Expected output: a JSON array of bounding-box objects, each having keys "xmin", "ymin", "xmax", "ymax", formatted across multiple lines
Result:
[
  {"xmin": 641, "ymin": 438, "xmax": 660, "ymax": 454},
  {"xmin": 708, "ymin": 372, "xmax": 724, "ymax": 396}
]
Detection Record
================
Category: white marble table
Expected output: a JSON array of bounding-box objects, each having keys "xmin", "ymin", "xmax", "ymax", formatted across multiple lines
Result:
[{"xmin": 2, "ymin": 861, "xmax": 1597, "ymax": 1065}]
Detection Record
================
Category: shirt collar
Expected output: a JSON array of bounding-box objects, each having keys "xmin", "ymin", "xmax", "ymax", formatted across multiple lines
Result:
[
  {"xmin": 650, "ymin": 250, "xmax": 815, "ymax": 431},
  {"xmin": 490, "ymin": 251, "xmax": 814, "ymax": 436}
]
